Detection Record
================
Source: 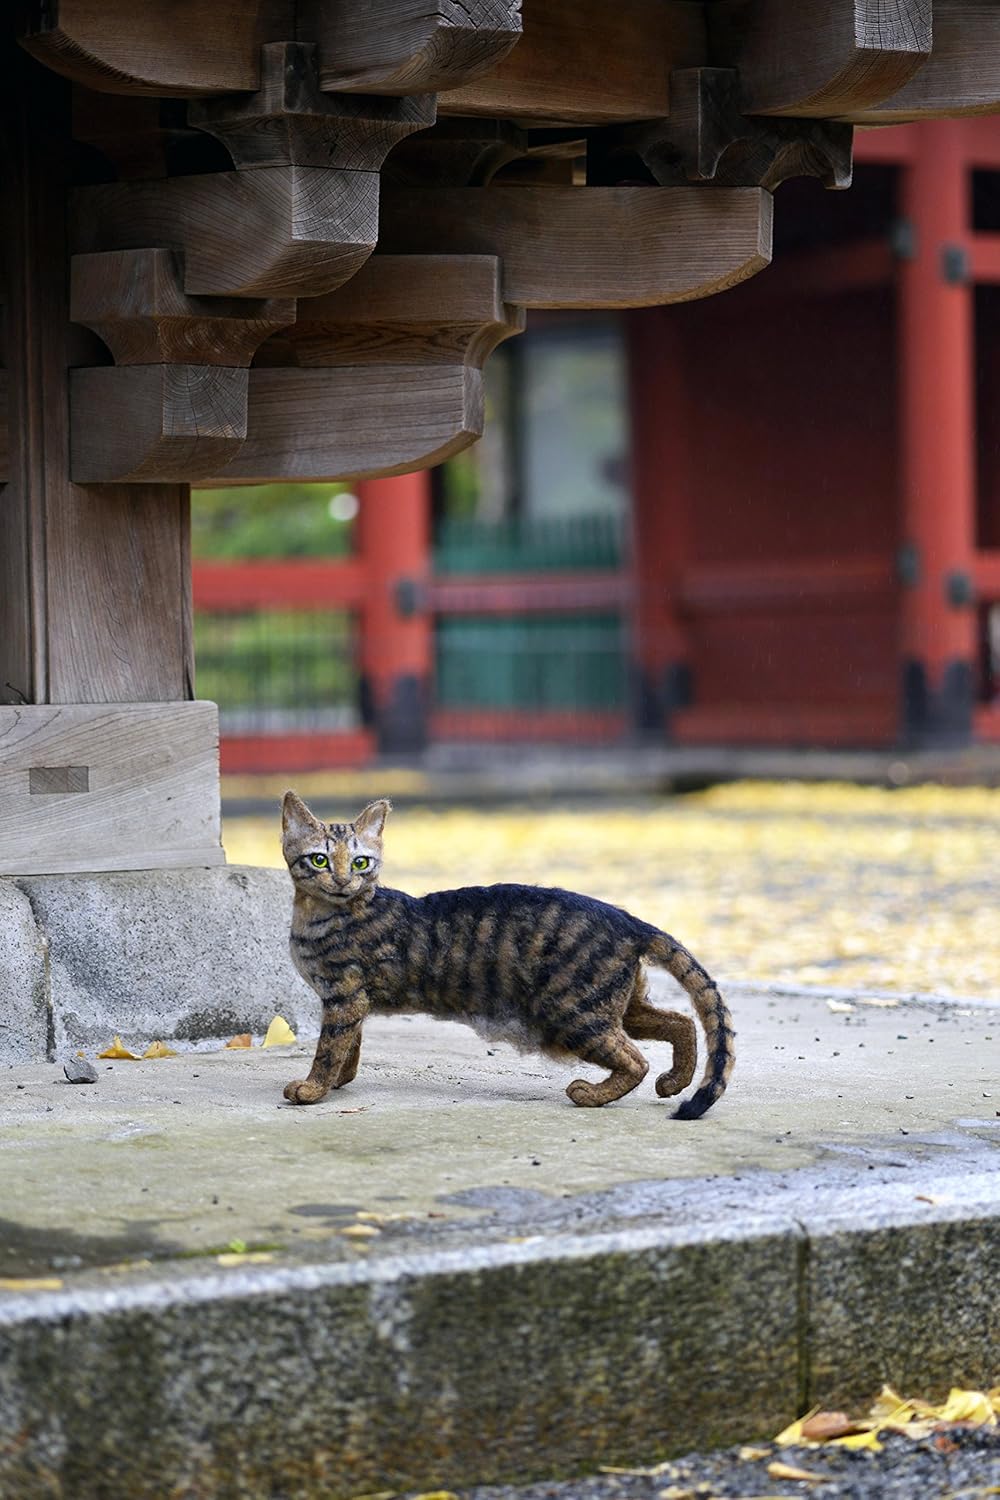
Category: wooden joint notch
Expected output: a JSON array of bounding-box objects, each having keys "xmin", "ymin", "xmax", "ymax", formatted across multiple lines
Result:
[
  {"xmin": 303, "ymin": 0, "xmax": 522, "ymax": 95},
  {"xmin": 212, "ymin": 256, "xmax": 524, "ymax": 485},
  {"xmin": 378, "ymin": 185, "xmax": 772, "ymax": 309},
  {"xmin": 592, "ymin": 70, "xmax": 853, "ymax": 193},
  {"xmin": 189, "ymin": 42, "xmax": 436, "ymax": 171},
  {"xmin": 707, "ymin": 0, "xmax": 932, "ymax": 119}
]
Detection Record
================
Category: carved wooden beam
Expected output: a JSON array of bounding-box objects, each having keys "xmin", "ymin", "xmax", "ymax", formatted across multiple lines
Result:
[
  {"xmin": 438, "ymin": 0, "xmax": 706, "ymax": 125},
  {"xmin": 19, "ymin": 0, "xmax": 293, "ymax": 97},
  {"xmin": 213, "ymin": 254, "xmax": 523, "ymax": 484},
  {"xmin": 69, "ymin": 248, "xmax": 295, "ymax": 482},
  {"xmin": 592, "ymin": 69, "xmax": 854, "ymax": 192},
  {"xmin": 306, "ymin": 0, "xmax": 523, "ymax": 94},
  {"xmin": 72, "ymin": 47, "xmax": 435, "ymax": 298},
  {"xmin": 378, "ymin": 185, "xmax": 772, "ymax": 308},
  {"xmin": 844, "ymin": 0, "xmax": 1000, "ymax": 121},
  {"xmin": 708, "ymin": 0, "xmax": 932, "ymax": 118}
]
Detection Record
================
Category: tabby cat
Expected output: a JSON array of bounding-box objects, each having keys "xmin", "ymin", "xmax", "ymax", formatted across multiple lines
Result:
[{"xmin": 281, "ymin": 793, "xmax": 734, "ymax": 1118}]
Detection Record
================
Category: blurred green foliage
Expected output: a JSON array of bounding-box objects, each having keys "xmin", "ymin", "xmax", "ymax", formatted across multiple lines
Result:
[{"xmin": 192, "ymin": 482, "xmax": 354, "ymax": 559}]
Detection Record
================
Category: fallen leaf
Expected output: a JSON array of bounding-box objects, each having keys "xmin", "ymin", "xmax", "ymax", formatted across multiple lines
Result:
[
  {"xmin": 98, "ymin": 1035, "xmax": 140, "ymax": 1060},
  {"xmin": 934, "ymin": 1434, "xmax": 960, "ymax": 1454},
  {"xmin": 858, "ymin": 996, "xmax": 900, "ymax": 1008},
  {"xmin": 826, "ymin": 1000, "xmax": 855, "ymax": 1014},
  {"xmin": 775, "ymin": 1408, "xmax": 821, "ymax": 1445},
  {"xmin": 936, "ymin": 1389, "xmax": 997, "ymax": 1427},
  {"xmin": 767, "ymin": 1460, "xmax": 828, "ymax": 1482},
  {"xmin": 409, "ymin": 1492, "xmax": 460, "ymax": 1500},
  {"xmin": 830, "ymin": 1430, "xmax": 883, "ymax": 1452},
  {"xmin": 142, "ymin": 1040, "xmax": 178, "ymax": 1059},
  {"xmin": 216, "ymin": 1252, "xmax": 275, "ymax": 1266},
  {"xmin": 225, "ymin": 1033, "xmax": 252, "ymax": 1049},
  {"xmin": 338, "ymin": 1107, "xmax": 367, "ymax": 1114},
  {"xmin": 800, "ymin": 1411, "xmax": 860, "ymax": 1441},
  {"xmin": 738, "ymin": 1445, "xmax": 772, "ymax": 1460},
  {"xmin": 0, "ymin": 1277, "xmax": 63, "ymax": 1291},
  {"xmin": 915, "ymin": 1194, "xmax": 941, "ymax": 1205},
  {"xmin": 262, "ymin": 1015, "xmax": 296, "ymax": 1048},
  {"xmin": 339, "ymin": 1224, "xmax": 379, "ymax": 1239}
]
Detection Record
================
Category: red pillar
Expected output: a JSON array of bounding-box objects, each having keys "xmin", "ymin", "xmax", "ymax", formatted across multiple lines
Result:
[
  {"xmin": 356, "ymin": 472, "xmax": 432, "ymax": 752},
  {"xmin": 898, "ymin": 121, "xmax": 977, "ymax": 745},
  {"xmin": 625, "ymin": 308, "xmax": 692, "ymax": 733}
]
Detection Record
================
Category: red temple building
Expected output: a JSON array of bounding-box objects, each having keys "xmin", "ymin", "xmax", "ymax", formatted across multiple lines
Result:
[{"xmin": 193, "ymin": 119, "xmax": 1000, "ymax": 771}]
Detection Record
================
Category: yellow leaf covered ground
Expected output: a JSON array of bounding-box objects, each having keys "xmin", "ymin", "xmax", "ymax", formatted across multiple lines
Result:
[{"xmin": 223, "ymin": 781, "xmax": 1000, "ymax": 999}]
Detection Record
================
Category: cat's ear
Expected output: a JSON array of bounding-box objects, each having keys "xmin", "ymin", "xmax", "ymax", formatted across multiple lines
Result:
[
  {"xmin": 353, "ymin": 798, "xmax": 391, "ymax": 839},
  {"xmin": 282, "ymin": 790, "xmax": 324, "ymax": 843}
]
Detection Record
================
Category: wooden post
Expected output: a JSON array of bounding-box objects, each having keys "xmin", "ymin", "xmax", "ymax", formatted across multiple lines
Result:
[
  {"xmin": 897, "ymin": 121, "xmax": 978, "ymax": 745},
  {"xmin": 0, "ymin": 42, "xmax": 221, "ymax": 873},
  {"xmin": 356, "ymin": 472, "xmax": 432, "ymax": 752},
  {"xmin": 625, "ymin": 308, "xmax": 692, "ymax": 733}
]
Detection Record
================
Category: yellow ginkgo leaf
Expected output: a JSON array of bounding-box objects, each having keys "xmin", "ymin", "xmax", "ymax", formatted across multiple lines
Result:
[
  {"xmin": 98, "ymin": 1035, "xmax": 140, "ymax": 1060},
  {"xmin": 142, "ymin": 1040, "xmax": 178, "ymax": 1059},
  {"xmin": 339, "ymin": 1224, "xmax": 379, "ymax": 1239},
  {"xmin": 225, "ymin": 1034, "xmax": 252, "ymax": 1049},
  {"xmin": 767, "ymin": 1459, "xmax": 828, "ymax": 1481},
  {"xmin": 216, "ymin": 1252, "xmax": 274, "ymax": 1266},
  {"xmin": 0, "ymin": 1277, "xmax": 63, "ymax": 1291},
  {"xmin": 830, "ymin": 1430, "xmax": 884, "ymax": 1452},
  {"xmin": 262, "ymin": 1015, "xmax": 296, "ymax": 1048},
  {"xmin": 935, "ymin": 1388, "xmax": 996, "ymax": 1426}
]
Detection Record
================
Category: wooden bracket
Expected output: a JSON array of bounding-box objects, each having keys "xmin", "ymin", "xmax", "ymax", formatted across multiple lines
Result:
[
  {"xmin": 384, "ymin": 118, "xmax": 529, "ymax": 188},
  {"xmin": 708, "ymin": 0, "xmax": 932, "ymax": 118},
  {"xmin": 210, "ymin": 254, "xmax": 524, "ymax": 483},
  {"xmin": 378, "ymin": 185, "xmax": 772, "ymax": 308},
  {"xmin": 68, "ymin": 248, "xmax": 295, "ymax": 482},
  {"xmin": 19, "ymin": 0, "xmax": 293, "ymax": 97},
  {"xmin": 72, "ymin": 48, "xmax": 435, "ymax": 300},
  {"xmin": 592, "ymin": 69, "xmax": 853, "ymax": 192},
  {"xmin": 439, "ymin": 0, "xmax": 706, "ymax": 125},
  {"xmin": 841, "ymin": 0, "xmax": 1000, "ymax": 122},
  {"xmin": 188, "ymin": 42, "xmax": 435, "ymax": 171},
  {"xmin": 306, "ymin": 0, "xmax": 523, "ymax": 95}
]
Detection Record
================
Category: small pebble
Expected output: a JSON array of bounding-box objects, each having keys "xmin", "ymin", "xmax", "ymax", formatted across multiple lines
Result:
[{"xmin": 63, "ymin": 1057, "xmax": 98, "ymax": 1085}]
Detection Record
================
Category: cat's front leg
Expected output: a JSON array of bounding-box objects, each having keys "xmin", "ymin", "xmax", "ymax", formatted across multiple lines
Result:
[{"xmin": 284, "ymin": 993, "xmax": 369, "ymax": 1105}]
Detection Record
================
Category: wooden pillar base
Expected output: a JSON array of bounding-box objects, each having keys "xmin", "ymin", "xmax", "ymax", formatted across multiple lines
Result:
[{"xmin": 0, "ymin": 703, "xmax": 223, "ymax": 874}]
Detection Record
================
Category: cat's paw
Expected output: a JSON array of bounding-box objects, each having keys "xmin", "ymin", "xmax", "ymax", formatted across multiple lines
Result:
[
  {"xmin": 655, "ymin": 1067, "xmax": 691, "ymax": 1098},
  {"xmin": 566, "ymin": 1079, "xmax": 600, "ymax": 1107},
  {"xmin": 283, "ymin": 1079, "xmax": 328, "ymax": 1105}
]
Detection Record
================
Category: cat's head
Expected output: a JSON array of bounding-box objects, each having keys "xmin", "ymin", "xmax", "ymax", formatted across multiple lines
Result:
[{"xmin": 281, "ymin": 792, "xmax": 390, "ymax": 905}]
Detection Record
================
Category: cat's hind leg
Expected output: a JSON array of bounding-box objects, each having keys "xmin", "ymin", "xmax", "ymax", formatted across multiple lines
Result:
[
  {"xmin": 566, "ymin": 1029, "xmax": 649, "ymax": 1108},
  {"xmin": 624, "ymin": 972, "xmax": 698, "ymax": 1098}
]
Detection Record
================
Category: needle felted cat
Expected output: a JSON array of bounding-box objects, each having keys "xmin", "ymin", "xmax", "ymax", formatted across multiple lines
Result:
[{"xmin": 281, "ymin": 793, "xmax": 734, "ymax": 1118}]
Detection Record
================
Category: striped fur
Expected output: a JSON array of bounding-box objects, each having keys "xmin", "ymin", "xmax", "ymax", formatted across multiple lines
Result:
[{"xmin": 281, "ymin": 793, "xmax": 734, "ymax": 1117}]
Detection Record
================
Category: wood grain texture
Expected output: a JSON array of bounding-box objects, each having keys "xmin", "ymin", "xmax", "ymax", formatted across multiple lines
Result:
[
  {"xmin": 0, "ymin": 373, "xmax": 8, "ymax": 485},
  {"xmin": 439, "ymin": 0, "xmax": 705, "ymax": 124},
  {"xmin": 0, "ymin": 703, "xmax": 223, "ymax": 874},
  {"xmin": 19, "ymin": 0, "xmax": 291, "ymax": 97},
  {"xmin": 71, "ymin": 250, "xmax": 295, "ymax": 366},
  {"xmin": 598, "ymin": 68, "xmax": 854, "ymax": 191},
  {"xmin": 190, "ymin": 44, "xmax": 435, "ymax": 170},
  {"xmin": 378, "ymin": 186, "xmax": 772, "ymax": 308},
  {"xmin": 709, "ymin": 0, "xmax": 932, "ymax": 117},
  {"xmin": 71, "ymin": 365, "xmax": 248, "ymax": 483},
  {"xmin": 44, "ymin": 482, "xmax": 195, "ymax": 703},
  {"xmin": 273, "ymin": 255, "xmax": 524, "ymax": 368},
  {"xmin": 73, "ymin": 166, "xmax": 379, "ymax": 298},
  {"xmin": 845, "ymin": 0, "xmax": 1000, "ymax": 121},
  {"xmin": 384, "ymin": 117, "xmax": 528, "ymax": 188},
  {"xmin": 208, "ymin": 364, "xmax": 484, "ymax": 484},
  {"xmin": 306, "ymin": 0, "xmax": 522, "ymax": 94}
]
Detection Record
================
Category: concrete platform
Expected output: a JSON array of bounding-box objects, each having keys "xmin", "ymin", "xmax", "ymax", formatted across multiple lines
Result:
[{"xmin": 1, "ymin": 978, "xmax": 997, "ymax": 1498}]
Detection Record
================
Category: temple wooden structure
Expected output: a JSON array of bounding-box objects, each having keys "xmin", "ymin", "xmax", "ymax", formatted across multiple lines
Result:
[{"xmin": 4, "ymin": 1, "xmax": 1000, "ymax": 872}]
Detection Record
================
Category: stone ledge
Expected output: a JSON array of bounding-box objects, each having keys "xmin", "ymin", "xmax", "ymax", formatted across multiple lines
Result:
[{"xmin": 0, "ymin": 866, "xmax": 315, "ymax": 1063}]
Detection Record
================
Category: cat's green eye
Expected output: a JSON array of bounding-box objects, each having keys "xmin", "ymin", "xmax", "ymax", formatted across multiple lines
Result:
[
  {"xmin": 308, "ymin": 852, "xmax": 329, "ymax": 869},
  {"xmin": 351, "ymin": 856, "xmax": 371, "ymax": 872}
]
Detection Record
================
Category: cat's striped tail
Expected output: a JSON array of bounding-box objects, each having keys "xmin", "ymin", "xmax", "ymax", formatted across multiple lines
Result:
[{"xmin": 646, "ymin": 933, "xmax": 734, "ymax": 1119}]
